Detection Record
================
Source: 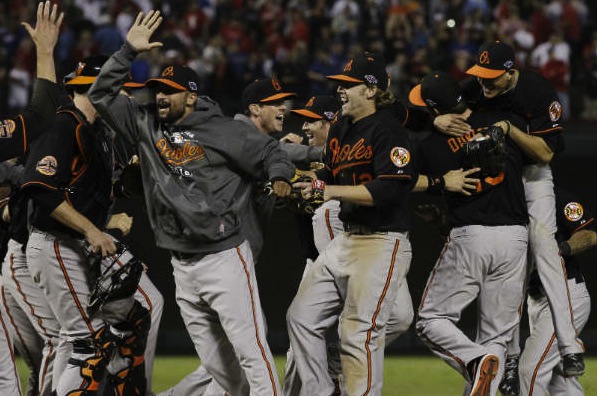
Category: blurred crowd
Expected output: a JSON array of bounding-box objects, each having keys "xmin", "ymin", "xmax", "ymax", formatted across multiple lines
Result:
[{"xmin": 1, "ymin": 0, "xmax": 597, "ymax": 120}]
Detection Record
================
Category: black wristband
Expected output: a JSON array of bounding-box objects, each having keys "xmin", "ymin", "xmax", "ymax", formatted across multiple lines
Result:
[
  {"xmin": 427, "ymin": 175, "xmax": 445, "ymax": 195},
  {"xmin": 558, "ymin": 241, "xmax": 571, "ymax": 256}
]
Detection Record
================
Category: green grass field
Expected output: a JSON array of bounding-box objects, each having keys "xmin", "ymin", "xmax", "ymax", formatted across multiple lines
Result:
[{"xmin": 17, "ymin": 356, "xmax": 597, "ymax": 395}]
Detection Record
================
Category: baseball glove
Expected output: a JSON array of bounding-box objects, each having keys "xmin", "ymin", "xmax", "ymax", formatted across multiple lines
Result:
[
  {"xmin": 86, "ymin": 244, "xmax": 143, "ymax": 316},
  {"xmin": 284, "ymin": 178, "xmax": 326, "ymax": 215},
  {"xmin": 462, "ymin": 125, "xmax": 506, "ymax": 178}
]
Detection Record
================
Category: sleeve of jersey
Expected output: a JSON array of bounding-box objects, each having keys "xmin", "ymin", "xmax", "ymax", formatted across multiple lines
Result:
[
  {"xmin": 20, "ymin": 79, "xmax": 60, "ymax": 145},
  {"xmin": 88, "ymin": 42, "xmax": 142, "ymax": 146},
  {"xmin": 227, "ymin": 122, "xmax": 295, "ymax": 182},
  {"xmin": 526, "ymin": 80, "xmax": 564, "ymax": 137},
  {"xmin": 364, "ymin": 126, "xmax": 413, "ymax": 207},
  {"xmin": 20, "ymin": 117, "xmax": 76, "ymax": 212}
]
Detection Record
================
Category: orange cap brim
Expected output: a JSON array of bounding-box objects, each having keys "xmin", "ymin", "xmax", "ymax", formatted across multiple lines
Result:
[
  {"xmin": 326, "ymin": 74, "xmax": 363, "ymax": 84},
  {"xmin": 261, "ymin": 92, "xmax": 297, "ymax": 103},
  {"xmin": 408, "ymin": 84, "xmax": 426, "ymax": 107},
  {"xmin": 290, "ymin": 109, "xmax": 323, "ymax": 119},
  {"xmin": 123, "ymin": 81, "xmax": 145, "ymax": 88},
  {"xmin": 66, "ymin": 76, "xmax": 97, "ymax": 85},
  {"xmin": 466, "ymin": 65, "xmax": 506, "ymax": 79}
]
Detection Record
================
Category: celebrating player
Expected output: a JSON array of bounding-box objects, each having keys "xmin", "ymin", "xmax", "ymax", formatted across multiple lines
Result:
[
  {"xmin": 89, "ymin": 10, "xmax": 295, "ymax": 395},
  {"xmin": 410, "ymin": 71, "xmax": 529, "ymax": 396}
]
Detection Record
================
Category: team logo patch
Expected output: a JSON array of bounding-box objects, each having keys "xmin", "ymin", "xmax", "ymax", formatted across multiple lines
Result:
[
  {"xmin": 390, "ymin": 147, "xmax": 410, "ymax": 168},
  {"xmin": 36, "ymin": 156, "xmax": 58, "ymax": 176},
  {"xmin": 0, "ymin": 119, "xmax": 16, "ymax": 138},
  {"xmin": 364, "ymin": 74, "xmax": 379, "ymax": 85},
  {"xmin": 564, "ymin": 202, "xmax": 583, "ymax": 222},
  {"xmin": 549, "ymin": 101, "xmax": 562, "ymax": 122}
]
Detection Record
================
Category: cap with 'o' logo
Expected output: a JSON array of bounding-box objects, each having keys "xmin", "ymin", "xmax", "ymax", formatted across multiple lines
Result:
[
  {"xmin": 145, "ymin": 65, "xmax": 199, "ymax": 93},
  {"xmin": 326, "ymin": 53, "xmax": 389, "ymax": 90},
  {"xmin": 466, "ymin": 41, "xmax": 516, "ymax": 79},
  {"xmin": 291, "ymin": 95, "xmax": 339, "ymax": 121},
  {"xmin": 242, "ymin": 78, "xmax": 297, "ymax": 110}
]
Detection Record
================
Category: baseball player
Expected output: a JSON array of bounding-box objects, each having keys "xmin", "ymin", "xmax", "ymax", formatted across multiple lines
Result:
[
  {"xmin": 20, "ymin": 53, "xmax": 153, "ymax": 395},
  {"xmin": 89, "ymin": 10, "xmax": 295, "ymax": 395},
  {"xmin": 410, "ymin": 71, "xmax": 530, "ymax": 396},
  {"xmin": 440, "ymin": 41, "xmax": 583, "ymax": 375},
  {"xmin": 285, "ymin": 53, "xmax": 416, "ymax": 396},
  {"xmin": 0, "ymin": 3, "xmax": 62, "ymax": 395},
  {"xmin": 0, "ymin": 279, "xmax": 23, "ymax": 396},
  {"xmin": 498, "ymin": 185, "xmax": 594, "ymax": 396},
  {"xmin": 0, "ymin": 1, "xmax": 63, "ymax": 162}
]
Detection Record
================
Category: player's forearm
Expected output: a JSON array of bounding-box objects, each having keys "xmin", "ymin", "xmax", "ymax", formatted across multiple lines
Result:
[
  {"xmin": 35, "ymin": 46, "xmax": 56, "ymax": 82},
  {"xmin": 564, "ymin": 229, "xmax": 597, "ymax": 256},
  {"xmin": 51, "ymin": 201, "xmax": 103, "ymax": 238},
  {"xmin": 324, "ymin": 185, "xmax": 373, "ymax": 206},
  {"xmin": 507, "ymin": 123, "xmax": 553, "ymax": 164}
]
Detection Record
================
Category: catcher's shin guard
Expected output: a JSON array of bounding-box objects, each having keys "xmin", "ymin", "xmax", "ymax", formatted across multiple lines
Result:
[
  {"xmin": 109, "ymin": 302, "xmax": 151, "ymax": 395},
  {"xmin": 64, "ymin": 339, "xmax": 112, "ymax": 396}
]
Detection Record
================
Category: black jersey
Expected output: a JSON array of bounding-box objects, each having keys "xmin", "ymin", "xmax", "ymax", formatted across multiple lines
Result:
[
  {"xmin": 528, "ymin": 186, "xmax": 594, "ymax": 293},
  {"xmin": 317, "ymin": 109, "xmax": 414, "ymax": 232},
  {"xmin": 0, "ymin": 79, "xmax": 60, "ymax": 162},
  {"xmin": 462, "ymin": 71, "xmax": 565, "ymax": 163},
  {"xmin": 416, "ymin": 109, "xmax": 528, "ymax": 228},
  {"xmin": 21, "ymin": 103, "xmax": 114, "ymax": 238}
]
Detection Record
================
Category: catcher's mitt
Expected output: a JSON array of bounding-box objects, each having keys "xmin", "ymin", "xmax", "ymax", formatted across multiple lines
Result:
[
  {"xmin": 462, "ymin": 125, "xmax": 506, "ymax": 178},
  {"xmin": 86, "ymin": 244, "xmax": 144, "ymax": 316}
]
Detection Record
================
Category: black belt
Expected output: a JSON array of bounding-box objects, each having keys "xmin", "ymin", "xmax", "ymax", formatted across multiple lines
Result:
[
  {"xmin": 343, "ymin": 222, "xmax": 380, "ymax": 235},
  {"xmin": 568, "ymin": 273, "xmax": 585, "ymax": 284},
  {"xmin": 170, "ymin": 250, "xmax": 199, "ymax": 260}
]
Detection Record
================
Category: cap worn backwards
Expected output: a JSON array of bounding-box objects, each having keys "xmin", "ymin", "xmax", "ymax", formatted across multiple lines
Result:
[
  {"xmin": 145, "ymin": 65, "xmax": 200, "ymax": 93},
  {"xmin": 242, "ymin": 78, "xmax": 297, "ymax": 110},
  {"xmin": 326, "ymin": 53, "xmax": 389, "ymax": 90},
  {"xmin": 408, "ymin": 71, "xmax": 463, "ymax": 113},
  {"xmin": 291, "ymin": 95, "xmax": 339, "ymax": 121},
  {"xmin": 66, "ymin": 55, "xmax": 110, "ymax": 86},
  {"xmin": 466, "ymin": 41, "xmax": 516, "ymax": 79}
]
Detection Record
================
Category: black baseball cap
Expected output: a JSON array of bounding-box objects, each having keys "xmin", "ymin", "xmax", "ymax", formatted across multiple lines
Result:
[
  {"xmin": 467, "ymin": 41, "xmax": 516, "ymax": 79},
  {"xmin": 291, "ymin": 95, "xmax": 338, "ymax": 121},
  {"xmin": 408, "ymin": 71, "xmax": 463, "ymax": 112},
  {"xmin": 66, "ymin": 55, "xmax": 109, "ymax": 85},
  {"xmin": 242, "ymin": 78, "xmax": 297, "ymax": 109},
  {"xmin": 326, "ymin": 53, "xmax": 389, "ymax": 90},
  {"xmin": 145, "ymin": 65, "xmax": 199, "ymax": 93}
]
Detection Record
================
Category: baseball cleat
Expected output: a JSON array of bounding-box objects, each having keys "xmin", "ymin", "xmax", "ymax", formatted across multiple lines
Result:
[
  {"xmin": 470, "ymin": 354, "xmax": 499, "ymax": 396},
  {"xmin": 498, "ymin": 356, "xmax": 520, "ymax": 396},
  {"xmin": 562, "ymin": 353, "xmax": 585, "ymax": 377}
]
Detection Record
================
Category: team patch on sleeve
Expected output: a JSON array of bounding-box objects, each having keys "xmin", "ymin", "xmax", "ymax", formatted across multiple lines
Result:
[
  {"xmin": 390, "ymin": 147, "xmax": 410, "ymax": 168},
  {"xmin": 0, "ymin": 119, "xmax": 16, "ymax": 138},
  {"xmin": 36, "ymin": 156, "xmax": 58, "ymax": 176},
  {"xmin": 549, "ymin": 101, "xmax": 562, "ymax": 122},
  {"xmin": 564, "ymin": 202, "xmax": 583, "ymax": 222}
]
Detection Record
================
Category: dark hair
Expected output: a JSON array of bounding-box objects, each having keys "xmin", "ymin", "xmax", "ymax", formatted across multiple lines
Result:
[{"xmin": 374, "ymin": 88, "xmax": 395, "ymax": 109}]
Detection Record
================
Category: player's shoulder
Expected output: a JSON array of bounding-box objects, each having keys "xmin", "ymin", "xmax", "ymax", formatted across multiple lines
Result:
[{"xmin": 514, "ymin": 69, "xmax": 558, "ymax": 101}]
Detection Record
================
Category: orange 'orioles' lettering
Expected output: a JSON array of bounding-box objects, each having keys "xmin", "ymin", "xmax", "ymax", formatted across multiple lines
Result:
[
  {"xmin": 329, "ymin": 138, "xmax": 373, "ymax": 166},
  {"xmin": 447, "ymin": 130, "xmax": 477, "ymax": 153},
  {"xmin": 155, "ymin": 138, "xmax": 206, "ymax": 166}
]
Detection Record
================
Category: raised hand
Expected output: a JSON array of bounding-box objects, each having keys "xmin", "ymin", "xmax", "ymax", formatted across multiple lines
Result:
[
  {"xmin": 127, "ymin": 10, "xmax": 163, "ymax": 52},
  {"xmin": 22, "ymin": 1, "xmax": 64, "ymax": 53}
]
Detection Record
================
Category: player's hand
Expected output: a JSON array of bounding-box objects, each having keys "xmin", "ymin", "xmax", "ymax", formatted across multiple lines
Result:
[
  {"xmin": 22, "ymin": 1, "xmax": 64, "ymax": 53},
  {"xmin": 106, "ymin": 213, "xmax": 133, "ymax": 236},
  {"xmin": 280, "ymin": 133, "xmax": 303, "ymax": 144},
  {"xmin": 85, "ymin": 229, "xmax": 117, "ymax": 257},
  {"xmin": 443, "ymin": 168, "xmax": 480, "ymax": 196},
  {"xmin": 272, "ymin": 180, "xmax": 292, "ymax": 197},
  {"xmin": 434, "ymin": 113, "xmax": 472, "ymax": 137},
  {"xmin": 126, "ymin": 11, "xmax": 163, "ymax": 52}
]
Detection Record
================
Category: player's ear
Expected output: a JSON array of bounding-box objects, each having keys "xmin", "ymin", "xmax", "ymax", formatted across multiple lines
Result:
[
  {"xmin": 187, "ymin": 92, "xmax": 198, "ymax": 107},
  {"xmin": 248, "ymin": 103, "xmax": 261, "ymax": 117}
]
